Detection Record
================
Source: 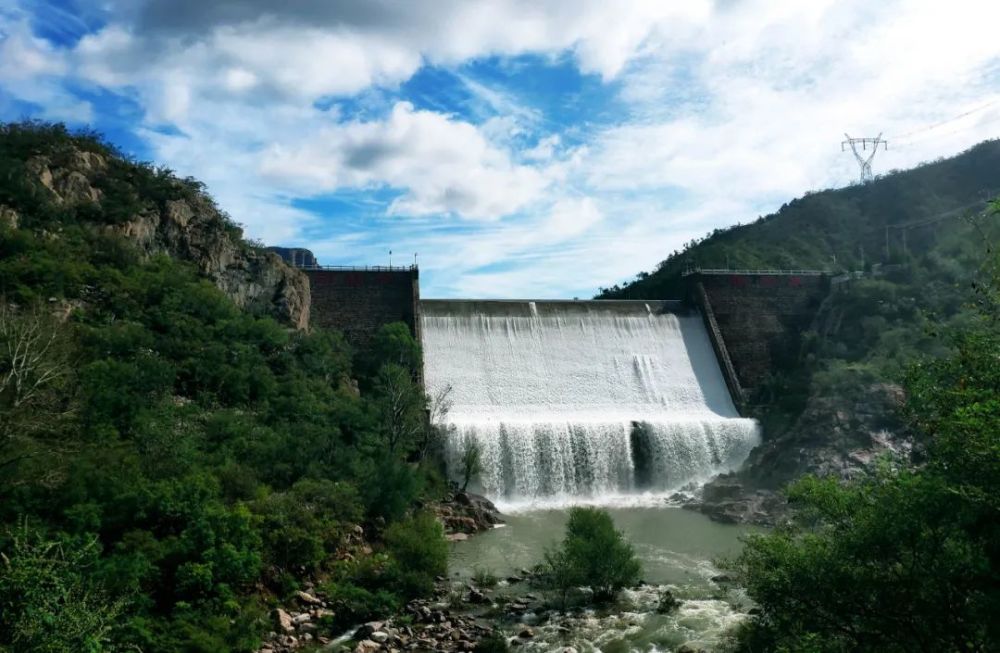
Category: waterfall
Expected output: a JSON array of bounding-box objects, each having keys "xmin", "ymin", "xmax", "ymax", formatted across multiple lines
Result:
[{"xmin": 420, "ymin": 300, "xmax": 760, "ymax": 507}]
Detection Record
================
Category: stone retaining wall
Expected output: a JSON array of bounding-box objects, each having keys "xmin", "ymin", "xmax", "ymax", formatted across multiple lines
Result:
[
  {"xmin": 305, "ymin": 268, "xmax": 420, "ymax": 347},
  {"xmin": 688, "ymin": 273, "xmax": 829, "ymax": 397}
]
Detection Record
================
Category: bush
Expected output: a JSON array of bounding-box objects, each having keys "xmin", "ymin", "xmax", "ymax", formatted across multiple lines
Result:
[
  {"xmin": 319, "ymin": 582, "xmax": 401, "ymax": 632},
  {"xmin": 384, "ymin": 512, "xmax": 447, "ymax": 598},
  {"xmin": 0, "ymin": 523, "xmax": 129, "ymax": 652},
  {"xmin": 472, "ymin": 566, "xmax": 499, "ymax": 588},
  {"xmin": 360, "ymin": 322, "xmax": 421, "ymax": 382},
  {"xmin": 544, "ymin": 507, "xmax": 641, "ymax": 603},
  {"xmin": 254, "ymin": 479, "xmax": 362, "ymax": 572},
  {"xmin": 474, "ymin": 632, "xmax": 510, "ymax": 652}
]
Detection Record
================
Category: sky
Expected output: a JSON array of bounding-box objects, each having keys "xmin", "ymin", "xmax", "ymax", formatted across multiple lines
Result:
[{"xmin": 2, "ymin": 1, "xmax": 1000, "ymax": 298}]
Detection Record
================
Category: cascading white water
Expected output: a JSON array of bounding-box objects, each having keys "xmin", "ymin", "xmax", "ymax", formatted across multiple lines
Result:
[{"xmin": 420, "ymin": 300, "xmax": 760, "ymax": 508}]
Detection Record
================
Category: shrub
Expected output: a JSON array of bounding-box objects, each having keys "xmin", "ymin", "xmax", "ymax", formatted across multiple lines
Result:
[
  {"xmin": 384, "ymin": 512, "xmax": 447, "ymax": 598},
  {"xmin": 544, "ymin": 507, "xmax": 641, "ymax": 603},
  {"xmin": 319, "ymin": 582, "xmax": 401, "ymax": 632},
  {"xmin": 474, "ymin": 632, "xmax": 510, "ymax": 652},
  {"xmin": 0, "ymin": 523, "xmax": 129, "ymax": 652},
  {"xmin": 472, "ymin": 566, "xmax": 499, "ymax": 588}
]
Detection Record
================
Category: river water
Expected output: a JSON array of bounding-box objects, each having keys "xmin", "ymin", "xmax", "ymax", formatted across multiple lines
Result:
[{"xmin": 449, "ymin": 505, "xmax": 754, "ymax": 652}]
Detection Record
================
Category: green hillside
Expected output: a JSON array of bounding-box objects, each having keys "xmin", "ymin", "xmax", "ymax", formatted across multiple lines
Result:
[
  {"xmin": 600, "ymin": 140, "xmax": 1000, "ymax": 299},
  {"xmin": 0, "ymin": 123, "xmax": 444, "ymax": 652},
  {"xmin": 601, "ymin": 140, "xmax": 1000, "ymax": 495}
]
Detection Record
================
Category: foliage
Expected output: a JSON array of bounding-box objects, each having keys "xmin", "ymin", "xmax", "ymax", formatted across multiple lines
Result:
[
  {"xmin": 0, "ymin": 521, "xmax": 129, "ymax": 653},
  {"xmin": 0, "ymin": 122, "xmax": 442, "ymax": 651},
  {"xmin": 544, "ymin": 507, "xmax": 641, "ymax": 603},
  {"xmin": 460, "ymin": 438, "xmax": 483, "ymax": 492},
  {"xmin": 0, "ymin": 304, "xmax": 76, "ymax": 488},
  {"xmin": 472, "ymin": 566, "xmax": 499, "ymax": 588},
  {"xmin": 358, "ymin": 321, "xmax": 422, "ymax": 385},
  {"xmin": 474, "ymin": 632, "xmax": 511, "ymax": 652},
  {"xmin": 318, "ymin": 581, "xmax": 401, "ymax": 632},
  {"xmin": 726, "ymin": 256, "xmax": 1000, "ymax": 652},
  {"xmin": 384, "ymin": 512, "xmax": 448, "ymax": 598}
]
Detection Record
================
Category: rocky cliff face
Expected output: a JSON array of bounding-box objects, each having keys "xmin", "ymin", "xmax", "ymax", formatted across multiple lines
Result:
[
  {"xmin": 24, "ymin": 149, "xmax": 310, "ymax": 329},
  {"xmin": 691, "ymin": 382, "xmax": 914, "ymax": 525}
]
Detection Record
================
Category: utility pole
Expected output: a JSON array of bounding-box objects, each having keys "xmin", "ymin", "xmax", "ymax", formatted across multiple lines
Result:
[{"xmin": 842, "ymin": 133, "xmax": 887, "ymax": 184}]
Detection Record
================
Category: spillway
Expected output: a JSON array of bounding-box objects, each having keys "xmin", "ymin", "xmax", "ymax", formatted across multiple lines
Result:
[{"xmin": 420, "ymin": 300, "xmax": 760, "ymax": 508}]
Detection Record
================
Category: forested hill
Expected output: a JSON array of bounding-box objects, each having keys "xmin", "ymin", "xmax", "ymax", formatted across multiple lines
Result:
[
  {"xmin": 0, "ymin": 122, "xmax": 451, "ymax": 652},
  {"xmin": 599, "ymin": 139, "xmax": 1000, "ymax": 299},
  {"xmin": 597, "ymin": 139, "xmax": 1000, "ymax": 523}
]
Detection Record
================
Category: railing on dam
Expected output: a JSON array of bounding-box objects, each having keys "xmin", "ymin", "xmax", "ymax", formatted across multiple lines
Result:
[
  {"xmin": 682, "ymin": 267, "xmax": 827, "ymax": 277},
  {"xmin": 294, "ymin": 264, "xmax": 419, "ymax": 272}
]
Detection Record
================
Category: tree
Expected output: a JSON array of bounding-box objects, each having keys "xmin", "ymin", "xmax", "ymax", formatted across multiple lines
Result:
[
  {"xmin": 416, "ymin": 383, "xmax": 453, "ymax": 462},
  {"xmin": 0, "ymin": 303, "xmax": 74, "ymax": 490},
  {"xmin": 371, "ymin": 363, "xmax": 427, "ymax": 456},
  {"xmin": 360, "ymin": 322, "xmax": 421, "ymax": 383},
  {"xmin": 459, "ymin": 438, "xmax": 482, "ymax": 492},
  {"xmin": 544, "ymin": 507, "xmax": 641, "ymax": 603}
]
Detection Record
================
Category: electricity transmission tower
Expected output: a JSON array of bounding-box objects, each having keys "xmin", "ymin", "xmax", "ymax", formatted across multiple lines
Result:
[{"xmin": 842, "ymin": 133, "xmax": 887, "ymax": 184}]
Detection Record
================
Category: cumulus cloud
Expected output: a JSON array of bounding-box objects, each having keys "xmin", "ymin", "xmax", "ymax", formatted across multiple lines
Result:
[
  {"xmin": 257, "ymin": 102, "xmax": 551, "ymax": 220},
  {"xmin": 0, "ymin": 15, "xmax": 91, "ymax": 121},
  {"xmin": 4, "ymin": 0, "xmax": 1000, "ymax": 297}
]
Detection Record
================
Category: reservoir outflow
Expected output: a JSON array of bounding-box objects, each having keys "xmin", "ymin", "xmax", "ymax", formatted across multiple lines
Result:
[{"xmin": 420, "ymin": 300, "xmax": 760, "ymax": 507}]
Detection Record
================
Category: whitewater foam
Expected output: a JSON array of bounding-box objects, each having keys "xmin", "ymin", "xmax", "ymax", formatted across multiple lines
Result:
[{"xmin": 421, "ymin": 300, "xmax": 759, "ymax": 504}]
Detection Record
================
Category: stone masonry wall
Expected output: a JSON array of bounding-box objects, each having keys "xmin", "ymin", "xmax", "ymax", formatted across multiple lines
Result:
[
  {"xmin": 305, "ymin": 268, "xmax": 420, "ymax": 347},
  {"xmin": 690, "ymin": 273, "xmax": 829, "ymax": 396}
]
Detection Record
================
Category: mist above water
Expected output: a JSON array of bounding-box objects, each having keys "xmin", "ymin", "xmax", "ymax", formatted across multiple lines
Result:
[{"xmin": 421, "ymin": 300, "xmax": 759, "ymax": 508}]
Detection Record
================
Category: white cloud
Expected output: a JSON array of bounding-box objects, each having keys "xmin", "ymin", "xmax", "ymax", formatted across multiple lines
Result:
[
  {"xmin": 258, "ymin": 102, "xmax": 552, "ymax": 220},
  {"xmin": 4, "ymin": 0, "xmax": 1000, "ymax": 298},
  {"xmin": 0, "ymin": 15, "xmax": 92, "ymax": 122}
]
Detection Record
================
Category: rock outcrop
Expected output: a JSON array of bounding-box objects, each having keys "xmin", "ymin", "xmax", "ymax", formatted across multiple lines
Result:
[
  {"xmin": 25, "ymin": 150, "xmax": 310, "ymax": 329},
  {"xmin": 0, "ymin": 205, "xmax": 17, "ymax": 229},
  {"xmin": 435, "ymin": 491, "xmax": 503, "ymax": 539},
  {"xmin": 744, "ymin": 382, "xmax": 911, "ymax": 488},
  {"xmin": 692, "ymin": 382, "xmax": 913, "ymax": 525}
]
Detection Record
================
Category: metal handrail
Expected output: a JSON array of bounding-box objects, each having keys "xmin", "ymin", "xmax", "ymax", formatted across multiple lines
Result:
[
  {"xmin": 682, "ymin": 268, "xmax": 827, "ymax": 276},
  {"xmin": 295, "ymin": 264, "xmax": 418, "ymax": 272}
]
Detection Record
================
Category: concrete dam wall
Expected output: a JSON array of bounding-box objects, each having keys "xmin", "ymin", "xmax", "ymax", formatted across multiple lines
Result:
[{"xmin": 420, "ymin": 299, "xmax": 760, "ymax": 508}]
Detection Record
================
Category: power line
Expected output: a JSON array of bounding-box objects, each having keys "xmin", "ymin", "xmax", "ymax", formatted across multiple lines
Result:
[{"xmin": 891, "ymin": 100, "xmax": 998, "ymax": 141}]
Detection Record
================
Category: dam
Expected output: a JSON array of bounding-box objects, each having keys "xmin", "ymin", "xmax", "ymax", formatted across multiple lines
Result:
[
  {"xmin": 264, "ymin": 254, "xmax": 824, "ymax": 508},
  {"xmin": 420, "ymin": 299, "xmax": 760, "ymax": 507}
]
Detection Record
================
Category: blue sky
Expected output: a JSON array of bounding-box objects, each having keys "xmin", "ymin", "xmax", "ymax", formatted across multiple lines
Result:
[{"xmin": 3, "ymin": 0, "xmax": 1000, "ymax": 297}]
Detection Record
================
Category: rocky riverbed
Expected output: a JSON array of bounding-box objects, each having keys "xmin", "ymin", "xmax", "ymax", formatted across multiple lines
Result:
[{"xmin": 257, "ymin": 499, "xmax": 752, "ymax": 653}]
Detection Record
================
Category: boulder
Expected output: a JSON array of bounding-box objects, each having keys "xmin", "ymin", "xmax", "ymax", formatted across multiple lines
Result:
[
  {"xmin": 295, "ymin": 590, "xmax": 320, "ymax": 605},
  {"xmin": 273, "ymin": 608, "xmax": 294, "ymax": 633},
  {"xmin": 0, "ymin": 206, "xmax": 18, "ymax": 230},
  {"xmin": 354, "ymin": 621, "xmax": 385, "ymax": 640}
]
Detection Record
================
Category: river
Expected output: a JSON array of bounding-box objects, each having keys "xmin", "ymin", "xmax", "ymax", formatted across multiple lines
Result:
[{"xmin": 448, "ymin": 505, "xmax": 754, "ymax": 652}]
